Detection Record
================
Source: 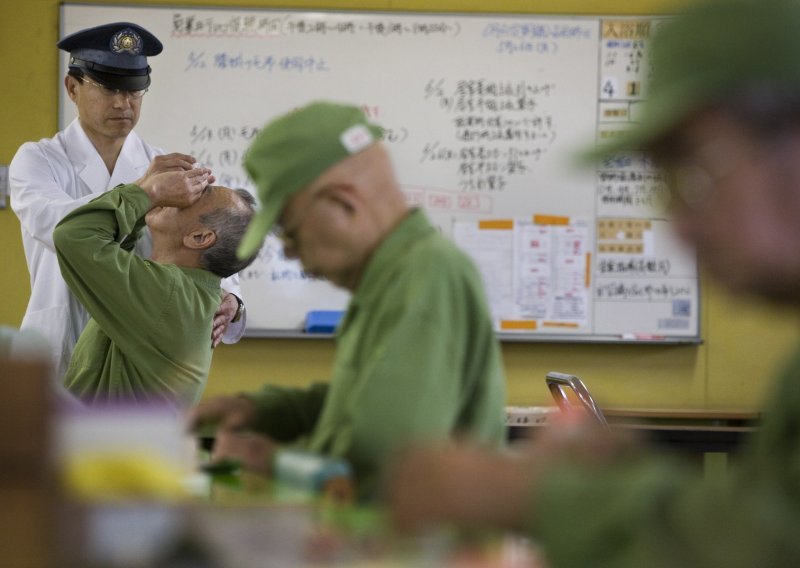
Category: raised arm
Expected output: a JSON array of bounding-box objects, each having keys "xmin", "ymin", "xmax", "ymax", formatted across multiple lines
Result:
[{"xmin": 53, "ymin": 167, "xmax": 212, "ymax": 345}]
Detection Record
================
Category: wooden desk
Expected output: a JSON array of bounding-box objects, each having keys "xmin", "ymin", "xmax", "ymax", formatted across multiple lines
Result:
[
  {"xmin": 603, "ymin": 408, "xmax": 759, "ymax": 455},
  {"xmin": 508, "ymin": 407, "xmax": 760, "ymax": 456}
]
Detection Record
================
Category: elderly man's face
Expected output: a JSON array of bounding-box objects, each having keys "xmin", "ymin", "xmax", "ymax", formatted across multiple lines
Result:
[
  {"xmin": 660, "ymin": 109, "xmax": 800, "ymax": 303},
  {"xmin": 276, "ymin": 177, "xmax": 369, "ymax": 292},
  {"xmin": 145, "ymin": 185, "xmax": 242, "ymax": 244}
]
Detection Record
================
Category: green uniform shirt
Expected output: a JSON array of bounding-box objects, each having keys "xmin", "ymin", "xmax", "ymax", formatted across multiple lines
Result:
[
  {"xmin": 248, "ymin": 209, "xmax": 507, "ymax": 499},
  {"xmin": 530, "ymin": 345, "xmax": 800, "ymax": 568},
  {"xmin": 54, "ymin": 184, "xmax": 221, "ymax": 406}
]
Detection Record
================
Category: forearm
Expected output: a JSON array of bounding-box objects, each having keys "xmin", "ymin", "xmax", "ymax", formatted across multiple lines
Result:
[
  {"xmin": 54, "ymin": 184, "xmax": 149, "ymax": 258},
  {"xmin": 529, "ymin": 455, "xmax": 717, "ymax": 568},
  {"xmin": 54, "ymin": 184, "xmax": 151, "ymax": 315},
  {"xmin": 245, "ymin": 382, "xmax": 329, "ymax": 442},
  {"xmin": 387, "ymin": 446, "xmax": 535, "ymax": 533}
]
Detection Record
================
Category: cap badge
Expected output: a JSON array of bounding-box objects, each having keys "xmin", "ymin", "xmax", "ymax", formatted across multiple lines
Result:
[
  {"xmin": 110, "ymin": 28, "xmax": 143, "ymax": 55},
  {"xmin": 340, "ymin": 124, "xmax": 374, "ymax": 154}
]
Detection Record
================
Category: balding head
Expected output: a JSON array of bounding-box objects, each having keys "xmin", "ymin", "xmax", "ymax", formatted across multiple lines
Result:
[
  {"xmin": 198, "ymin": 188, "xmax": 259, "ymax": 277},
  {"xmin": 275, "ymin": 141, "xmax": 410, "ymax": 291},
  {"xmin": 146, "ymin": 185, "xmax": 260, "ymax": 277}
]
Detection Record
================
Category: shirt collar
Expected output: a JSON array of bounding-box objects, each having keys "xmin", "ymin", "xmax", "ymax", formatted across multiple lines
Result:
[
  {"xmin": 351, "ymin": 208, "xmax": 434, "ymax": 308},
  {"xmin": 336, "ymin": 209, "xmax": 432, "ymax": 336},
  {"xmin": 178, "ymin": 266, "xmax": 222, "ymax": 291}
]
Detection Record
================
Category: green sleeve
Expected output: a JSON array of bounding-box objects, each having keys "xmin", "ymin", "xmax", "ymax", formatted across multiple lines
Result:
[
  {"xmin": 532, "ymin": 455, "xmax": 800, "ymax": 568},
  {"xmin": 245, "ymin": 382, "xmax": 329, "ymax": 442},
  {"xmin": 238, "ymin": 291, "xmax": 471, "ymax": 476},
  {"xmin": 242, "ymin": 283, "xmax": 477, "ymax": 495},
  {"xmin": 53, "ymin": 184, "xmax": 164, "ymax": 351},
  {"xmin": 531, "ymin": 455, "xmax": 696, "ymax": 568},
  {"xmin": 530, "ymin": 348, "xmax": 800, "ymax": 568}
]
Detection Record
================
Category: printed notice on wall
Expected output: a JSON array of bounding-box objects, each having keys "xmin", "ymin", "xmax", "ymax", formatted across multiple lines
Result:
[
  {"xmin": 592, "ymin": 18, "xmax": 697, "ymax": 338},
  {"xmin": 454, "ymin": 217, "xmax": 591, "ymax": 334}
]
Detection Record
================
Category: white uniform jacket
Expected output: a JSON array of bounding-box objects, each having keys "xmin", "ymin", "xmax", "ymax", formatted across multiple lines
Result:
[{"xmin": 10, "ymin": 119, "xmax": 245, "ymax": 384}]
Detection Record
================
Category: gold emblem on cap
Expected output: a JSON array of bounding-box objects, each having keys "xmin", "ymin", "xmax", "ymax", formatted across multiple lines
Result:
[{"xmin": 110, "ymin": 29, "xmax": 143, "ymax": 55}]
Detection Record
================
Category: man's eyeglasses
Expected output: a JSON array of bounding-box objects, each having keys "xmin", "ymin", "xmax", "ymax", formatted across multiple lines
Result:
[
  {"xmin": 80, "ymin": 75, "xmax": 148, "ymax": 100},
  {"xmin": 659, "ymin": 138, "xmax": 748, "ymax": 212}
]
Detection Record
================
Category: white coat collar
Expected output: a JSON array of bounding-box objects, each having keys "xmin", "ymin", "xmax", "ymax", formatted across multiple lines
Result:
[{"xmin": 63, "ymin": 119, "xmax": 151, "ymax": 193}]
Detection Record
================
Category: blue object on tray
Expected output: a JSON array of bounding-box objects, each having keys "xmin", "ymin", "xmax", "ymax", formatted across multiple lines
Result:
[{"xmin": 305, "ymin": 310, "xmax": 345, "ymax": 333}]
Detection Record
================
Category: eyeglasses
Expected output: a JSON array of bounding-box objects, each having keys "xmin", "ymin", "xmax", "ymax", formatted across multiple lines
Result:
[
  {"xmin": 80, "ymin": 75, "xmax": 148, "ymax": 100},
  {"xmin": 660, "ymin": 138, "xmax": 749, "ymax": 212}
]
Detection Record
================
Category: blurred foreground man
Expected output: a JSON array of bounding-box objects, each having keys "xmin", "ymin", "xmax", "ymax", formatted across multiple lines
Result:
[
  {"xmin": 385, "ymin": 0, "xmax": 800, "ymax": 566},
  {"xmin": 190, "ymin": 101, "xmax": 506, "ymax": 500}
]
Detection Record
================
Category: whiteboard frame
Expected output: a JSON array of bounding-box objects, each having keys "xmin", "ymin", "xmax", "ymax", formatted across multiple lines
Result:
[
  {"xmin": 248, "ymin": 328, "xmax": 702, "ymax": 344},
  {"xmin": 58, "ymin": 2, "xmax": 702, "ymax": 345}
]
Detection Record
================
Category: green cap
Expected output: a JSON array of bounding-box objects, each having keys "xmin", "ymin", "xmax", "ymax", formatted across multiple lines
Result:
[
  {"xmin": 585, "ymin": 0, "xmax": 800, "ymax": 161},
  {"xmin": 237, "ymin": 101, "xmax": 384, "ymax": 259}
]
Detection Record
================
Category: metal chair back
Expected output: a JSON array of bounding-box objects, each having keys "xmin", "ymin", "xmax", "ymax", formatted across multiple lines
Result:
[{"xmin": 546, "ymin": 371, "xmax": 609, "ymax": 429}]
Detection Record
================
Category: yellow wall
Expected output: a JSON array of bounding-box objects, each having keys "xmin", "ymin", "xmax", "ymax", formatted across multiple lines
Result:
[{"xmin": 2, "ymin": 0, "xmax": 797, "ymax": 411}]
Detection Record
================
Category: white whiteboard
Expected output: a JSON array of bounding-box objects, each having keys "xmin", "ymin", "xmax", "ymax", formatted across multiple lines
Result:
[{"xmin": 60, "ymin": 4, "xmax": 699, "ymax": 343}]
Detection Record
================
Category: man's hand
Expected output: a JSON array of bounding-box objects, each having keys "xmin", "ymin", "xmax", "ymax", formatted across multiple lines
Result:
[
  {"xmin": 384, "ymin": 443, "xmax": 535, "ymax": 534},
  {"xmin": 136, "ymin": 153, "xmax": 217, "ymax": 201},
  {"xmin": 141, "ymin": 153, "xmax": 205, "ymax": 177},
  {"xmin": 187, "ymin": 394, "xmax": 275, "ymax": 478},
  {"xmin": 211, "ymin": 430, "xmax": 278, "ymax": 477},
  {"xmin": 384, "ymin": 412, "xmax": 641, "ymax": 534},
  {"xmin": 212, "ymin": 293, "xmax": 239, "ymax": 347},
  {"xmin": 135, "ymin": 167, "xmax": 213, "ymax": 209},
  {"xmin": 187, "ymin": 394, "xmax": 259, "ymax": 435}
]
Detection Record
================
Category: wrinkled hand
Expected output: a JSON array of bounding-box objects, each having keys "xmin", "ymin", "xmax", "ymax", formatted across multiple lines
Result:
[
  {"xmin": 385, "ymin": 412, "xmax": 641, "ymax": 534},
  {"xmin": 135, "ymin": 167, "xmax": 213, "ymax": 209},
  {"xmin": 187, "ymin": 394, "xmax": 275, "ymax": 478},
  {"xmin": 211, "ymin": 429, "xmax": 278, "ymax": 477},
  {"xmin": 135, "ymin": 153, "xmax": 215, "ymax": 208},
  {"xmin": 137, "ymin": 153, "xmax": 216, "ymax": 201},
  {"xmin": 186, "ymin": 394, "xmax": 258, "ymax": 435},
  {"xmin": 142, "ymin": 152, "xmax": 207, "ymax": 177},
  {"xmin": 385, "ymin": 442, "xmax": 536, "ymax": 534},
  {"xmin": 212, "ymin": 293, "xmax": 238, "ymax": 347}
]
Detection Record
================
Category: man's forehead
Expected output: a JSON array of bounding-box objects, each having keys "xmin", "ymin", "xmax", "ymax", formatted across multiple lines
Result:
[
  {"xmin": 205, "ymin": 184, "xmax": 231, "ymax": 199},
  {"xmin": 213, "ymin": 186, "xmax": 254, "ymax": 214},
  {"xmin": 194, "ymin": 185, "xmax": 227, "ymax": 209}
]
